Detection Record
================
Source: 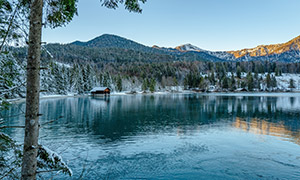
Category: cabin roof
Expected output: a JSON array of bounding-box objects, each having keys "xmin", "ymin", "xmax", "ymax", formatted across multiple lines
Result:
[{"xmin": 91, "ymin": 87, "xmax": 110, "ymax": 92}]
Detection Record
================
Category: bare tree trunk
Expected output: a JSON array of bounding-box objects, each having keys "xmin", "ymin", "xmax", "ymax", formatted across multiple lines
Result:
[{"xmin": 21, "ymin": 0, "xmax": 43, "ymax": 179}]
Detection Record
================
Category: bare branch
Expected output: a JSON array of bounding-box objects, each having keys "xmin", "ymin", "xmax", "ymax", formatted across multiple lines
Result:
[
  {"xmin": 0, "ymin": 125, "xmax": 25, "ymax": 129},
  {"xmin": 36, "ymin": 169, "xmax": 61, "ymax": 174},
  {"xmin": 0, "ymin": 81, "xmax": 26, "ymax": 94},
  {"xmin": 41, "ymin": 116, "xmax": 64, "ymax": 126},
  {"xmin": 0, "ymin": 165, "xmax": 18, "ymax": 180}
]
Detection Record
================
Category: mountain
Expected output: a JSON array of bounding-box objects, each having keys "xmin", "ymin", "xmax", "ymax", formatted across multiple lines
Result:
[
  {"xmin": 39, "ymin": 34, "xmax": 300, "ymax": 64},
  {"xmin": 175, "ymin": 44, "xmax": 205, "ymax": 52},
  {"xmin": 71, "ymin": 34, "xmax": 156, "ymax": 53},
  {"xmin": 227, "ymin": 35, "xmax": 300, "ymax": 58},
  {"xmin": 169, "ymin": 36, "xmax": 300, "ymax": 62},
  {"xmin": 67, "ymin": 34, "xmax": 224, "ymax": 62}
]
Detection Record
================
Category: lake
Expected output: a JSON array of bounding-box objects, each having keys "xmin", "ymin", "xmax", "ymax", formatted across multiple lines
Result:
[{"xmin": 3, "ymin": 93, "xmax": 300, "ymax": 179}]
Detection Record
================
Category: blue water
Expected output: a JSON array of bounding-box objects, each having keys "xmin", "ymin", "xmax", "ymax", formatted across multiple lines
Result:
[{"xmin": 3, "ymin": 93, "xmax": 300, "ymax": 179}]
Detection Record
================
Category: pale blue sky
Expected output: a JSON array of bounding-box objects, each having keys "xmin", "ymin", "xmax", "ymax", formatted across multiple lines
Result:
[{"xmin": 43, "ymin": 0, "xmax": 300, "ymax": 51}]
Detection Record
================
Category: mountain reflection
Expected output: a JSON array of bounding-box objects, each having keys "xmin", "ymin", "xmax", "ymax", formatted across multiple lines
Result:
[
  {"xmin": 3, "ymin": 94, "xmax": 300, "ymax": 144},
  {"xmin": 233, "ymin": 117, "xmax": 300, "ymax": 145}
]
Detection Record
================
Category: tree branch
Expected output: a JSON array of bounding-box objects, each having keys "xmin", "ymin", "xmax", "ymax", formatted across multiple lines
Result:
[
  {"xmin": 0, "ymin": 2, "xmax": 20, "ymax": 53},
  {"xmin": 0, "ymin": 165, "xmax": 18, "ymax": 180},
  {"xmin": 36, "ymin": 169, "xmax": 62, "ymax": 174},
  {"xmin": 41, "ymin": 116, "xmax": 64, "ymax": 126},
  {"xmin": 0, "ymin": 125, "xmax": 25, "ymax": 129},
  {"xmin": 0, "ymin": 81, "xmax": 26, "ymax": 95}
]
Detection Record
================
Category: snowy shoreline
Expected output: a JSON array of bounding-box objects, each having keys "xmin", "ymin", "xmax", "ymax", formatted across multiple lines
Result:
[{"xmin": 8, "ymin": 90, "xmax": 300, "ymax": 104}]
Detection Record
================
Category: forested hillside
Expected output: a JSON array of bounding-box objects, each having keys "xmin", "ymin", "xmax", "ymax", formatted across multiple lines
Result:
[
  {"xmin": 1, "ymin": 34, "xmax": 300, "ymax": 99},
  {"xmin": 6, "ymin": 47, "xmax": 300, "ymax": 98}
]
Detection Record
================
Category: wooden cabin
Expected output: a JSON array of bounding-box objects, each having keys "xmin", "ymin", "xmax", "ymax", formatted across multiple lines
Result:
[{"xmin": 91, "ymin": 87, "xmax": 111, "ymax": 96}]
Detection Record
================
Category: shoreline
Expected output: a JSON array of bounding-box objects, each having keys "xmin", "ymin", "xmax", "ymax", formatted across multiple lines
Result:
[{"xmin": 7, "ymin": 91, "xmax": 300, "ymax": 104}]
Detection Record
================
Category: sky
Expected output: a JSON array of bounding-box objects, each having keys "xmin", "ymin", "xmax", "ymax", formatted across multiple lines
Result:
[{"xmin": 43, "ymin": 0, "xmax": 300, "ymax": 51}]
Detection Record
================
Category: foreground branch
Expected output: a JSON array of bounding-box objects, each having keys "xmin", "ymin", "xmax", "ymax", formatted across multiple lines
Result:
[{"xmin": 0, "ymin": 125, "xmax": 25, "ymax": 129}]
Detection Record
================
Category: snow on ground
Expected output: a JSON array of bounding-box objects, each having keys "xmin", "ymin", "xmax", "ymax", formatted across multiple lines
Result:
[
  {"xmin": 7, "ymin": 73, "xmax": 300, "ymax": 104},
  {"xmin": 275, "ymin": 73, "xmax": 300, "ymax": 90},
  {"xmin": 55, "ymin": 62, "xmax": 72, "ymax": 68},
  {"xmin": 223, "ymin": 72, "xmax": 300, "ymax": 91}
]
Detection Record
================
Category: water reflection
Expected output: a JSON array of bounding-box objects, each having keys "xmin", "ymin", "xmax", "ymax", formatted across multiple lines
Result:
[
  {"xmin": 234, "ymin": 117, "xmax": 300, "ymax": 145},
  {"xmin": 2, "ymin": 94, "xmax": 300, "ymax": 179},
  {"xmin": 3, "ymin": 94, "xmax": 300, "ymax": 142}
]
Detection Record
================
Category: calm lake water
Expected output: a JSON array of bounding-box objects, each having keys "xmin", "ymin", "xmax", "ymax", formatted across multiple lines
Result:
[{"xmin": 3, "ymin": 93, "xmax": 300, "ymax": 179}]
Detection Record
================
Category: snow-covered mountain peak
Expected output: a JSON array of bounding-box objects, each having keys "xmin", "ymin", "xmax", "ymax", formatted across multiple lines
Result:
[{"xmin": 175, "ymin": 44, "xmax": 205, "ymax": 52}]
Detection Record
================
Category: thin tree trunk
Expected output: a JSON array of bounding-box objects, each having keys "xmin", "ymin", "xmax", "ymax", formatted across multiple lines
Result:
[{"xmin": 21, "ymin": 0, "xmax": 43, "ymax": 179}]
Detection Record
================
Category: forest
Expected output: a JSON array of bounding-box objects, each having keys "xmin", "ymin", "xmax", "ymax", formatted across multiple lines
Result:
[{"xmin": 3, "ymin": 47, "xmax": 300, "ymax": 100}]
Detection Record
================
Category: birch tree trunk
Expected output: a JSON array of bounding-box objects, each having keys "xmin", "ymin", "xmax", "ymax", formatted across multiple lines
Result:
[{"xmin": 21, "ymin": 0, "xmax": 43, "ymax": 179}]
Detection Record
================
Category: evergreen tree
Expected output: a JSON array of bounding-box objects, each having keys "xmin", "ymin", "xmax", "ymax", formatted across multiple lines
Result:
[
  {"xmin": 75, "ymin": 65, "xmax": 85, "ymax": 94},
  {"xmin": 222, "ymin": 76, "xmax": 229, "ymax": 89},
  {"xmin": 279, "ymin": 69, "xmax": 282, "ymax": 76},
  {"xmin": 275, "ymin": 67, "xmax": 280, "ymax": 76},
  {"xmin": 102, "ymin": 72, "xmax": 111, "ymax": 88},
  {"xmin": 81, "ymin": 65, "xmax": 88, "ymax": 92},
  {"xmin": 116, "ymin": 76, "xmax": 122, "ymax": 92},
  {"xmin": 68, "ymin": 66, "xmax": 75, "ymax": 91},
  {"xmin": 241, "ymin": 81, "xmax": 246, "ymax": 89},
  {"xmin": 230, "ymin": 73, "xmax": 236, "ymax": 90},
  {"xmin": 61, "ymin": 65, "xmax": 68, "ymax": 94},
  {"xmin": 51, "ymin": 63, "xmax": 64, "ymax": 94},
  {"xmin": 236, "ymin": 66, "xmax": 242, "ymax": 79},
  {"xmin": 85, "ymin": 64, "xmax": 93, "ymax": 91},
  {"xmin": 142, "ymin": 78, "xmax": 148, "ymax": 91},
  {"xmin": 198, "ymin": 76, "xmax": 205, "ymax": 89},
  {"xmin": 266, "ymin": 73, "xmax": 271, "ymax": 89},
  {"xmin": 173, "ymin": 77, "xmax": 178, "ymax": 87},
  {"xmin": 149, "ymin": 78, "xmax": 156, "ymax": 92},
  {"xmin": 0, "ymin": 53, "xmax": 25, "ymax": 98},
  {"xmin": 271, "ymin": 75, "xmax": 277, "ymax": 88},
  {"xmin": 184, "ymin": 75, "xmax": 189, "ymax": 89},
  {"xmin": 289, "ymin": 79, "xmax": 295, "ymax": 90},
  {"xmin": 254, "ymin": 71, "xmax": 259, "ymax": 80},
  {"xmin": 246, "ymin": 72, "xmax": 254, "ymax": 91},
  {"xmin": 210, "ymin": 71, "xmax": 216, "ymax": 85}
]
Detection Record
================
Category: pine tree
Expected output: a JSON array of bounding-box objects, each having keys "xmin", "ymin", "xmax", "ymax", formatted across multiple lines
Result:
[
  {"xmin": 241, "ymin": 81, "xmax": 246, "ymax": 89},
  {"xmin": 184, "ymin": 76, "xmax": 189, "ymax": 89},
  {"xmin": 254, "ymin": 71, "xmax": 259, "ymax": 80},
  {"xmin": 102, "ymin": 72, "xmax": 111, "ymax": 88},
  {"xmin": 266, "ymin": 73, "xmax": 271, "ymax": 89},
  {"xmin": 61, "ymin": 65, "xmax": 68, "ymax": 94},
  {"xmin": 142, "ymin": 78, "xmax": 148, "ymax": 91},
  {"xmin": 0, "ymin": 53, "xmax": 24, "ymax": 98},
  {"xmin": 85, "ymin": 64, "xmax": 93, "ymax": 91},
  {"xmin": 81, "ymin": 65, "xmax": 88, "ymax": 92},
  {"xmin": 236, "ymin": 66, "xmax": 242, "ymax": 79},
  {"xmin": 116, "ymin": 76, "xmax": 122, "ymax": 92},
  {"xmin": 68, "ymin": 67, "xmax": 75, "ymax": 92},
  {"xmin": 289, "ymin": 79, "xmax": 295, "ymax": 90},
  {"xmin": 210, "ymin": 71, "xmax": 216, "ymax": 85},
  {"xmin": 275, "ymin": 67, "xmax": 280, "ymax": 76},
  {"xmin": 149, "ymin": 78, "xmax": 156, "ymax": 92},
  {"xmin": 52, "ymin": 64, "xmax": 64, "ymax": 94},
  {"xmin": 230, "ymin": 73, "xmax": 236, "ymax": 90},
  {"xmin": 222, "ymin": 76, "xmax": 229, "ymax": 89},
  {"xmin": 173, "ymin": 77, "xmax": 178, "ymax": 86},
  {"xmin": 75, "ymin": 65, "xmax": 84, "ymax": 94},
  {"xmin": 246, "ymin": 72, "xmax": 254, "ymax": 91},
  {"xmin": 198, "ymin": 76, "xmax": 205, "ymax": 89},
  {"xmin": 271, "ymin": 75, "xmax": 277, "ymax": 88}
]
